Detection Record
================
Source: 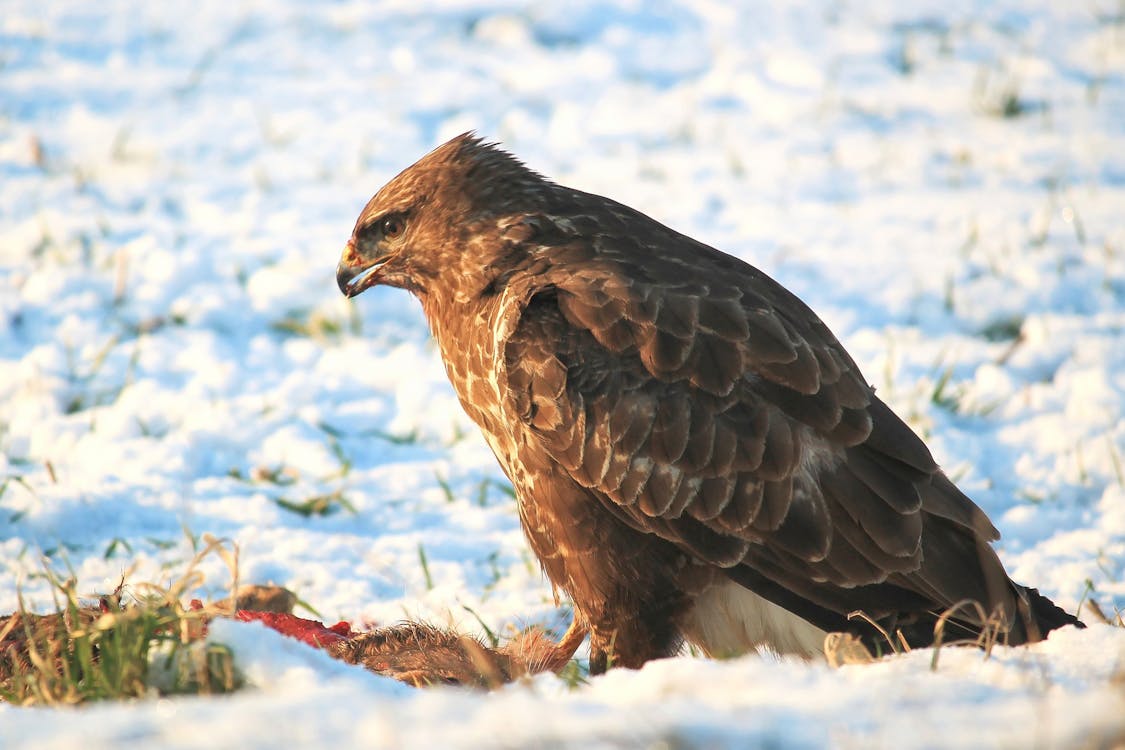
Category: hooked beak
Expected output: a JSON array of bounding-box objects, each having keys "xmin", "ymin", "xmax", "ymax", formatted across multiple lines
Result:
[{"xmin": 336, "ymin": 239, "xmax": 387, "ymax": 298}]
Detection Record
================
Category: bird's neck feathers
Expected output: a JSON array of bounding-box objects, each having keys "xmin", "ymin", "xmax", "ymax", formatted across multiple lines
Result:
[{"xmin": 416, "ymin": 222, "xmax": 521, "ymax": 329}]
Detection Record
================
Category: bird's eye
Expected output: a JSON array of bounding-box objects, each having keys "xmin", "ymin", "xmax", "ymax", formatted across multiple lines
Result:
[{"xmin": 381, "ymin": 215, "xmax": 405, "ymax": 240}]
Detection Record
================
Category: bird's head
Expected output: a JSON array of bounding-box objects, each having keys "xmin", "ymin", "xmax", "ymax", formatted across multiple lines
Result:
[{"xmin": 336, "ymin": 133, "xmax": 551, "ymax": 300}]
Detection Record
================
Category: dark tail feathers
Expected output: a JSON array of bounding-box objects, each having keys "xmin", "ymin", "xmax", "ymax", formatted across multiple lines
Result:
[{"xmin": 1010, "ymin": 584, "xmax": 1084, "ymax": 645}]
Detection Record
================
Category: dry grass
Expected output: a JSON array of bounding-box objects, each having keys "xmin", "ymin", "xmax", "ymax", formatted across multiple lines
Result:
[
  {"xmin": 1084, "ymin": 599, "xmax": 1125, "ymax": 628},
  {"xmin": 825, "ymin": 599, "xmax": 1038, "ymax": 670},
  {"xmin": 0, "ymin": 535, "xmax": 242, "ymax": 705},
  {"xmin": 928, "ymin": 600, "xmax": 1009, "ymax": 671}
]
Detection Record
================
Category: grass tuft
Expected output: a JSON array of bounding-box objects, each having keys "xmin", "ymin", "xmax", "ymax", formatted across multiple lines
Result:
[
  {"xmin": 270, "ymin": 308, "xmax": 348, "ymax": 341},
  {"xmin": 1107, "ymin": 437, "xmax": 1125, "ymax": 487},
  {"xmin": 274, "ymin": 490, "xmax": 355, "ymax": 518},
  {"xmin": 461, "ymin": 605, "xmax": 500, "ymax": 649},
  {"xmin": 972, "ymin": 63, "xmax": 1046, "ymax": 119},
  {"xmin": 556, "ymin": 658, "xmax": 589, "ymax": 689},
  {"xmin": 417, "ymin": 543, "xmax": 434, "ymax": 591},
  {"xmin": 1, "ymin": 536, "xmax": 243, "ymax": 705}
]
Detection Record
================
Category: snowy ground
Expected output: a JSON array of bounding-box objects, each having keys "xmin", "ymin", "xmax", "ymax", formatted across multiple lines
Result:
[{"xmin": 3, "ymin": 0, "xmax": 1125, "ymax": 747}]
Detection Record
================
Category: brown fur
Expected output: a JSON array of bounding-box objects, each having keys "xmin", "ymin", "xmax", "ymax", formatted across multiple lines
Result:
[
  {"xmin": 331, "ymin": 617, "xmax": 586, "ymax": 688},
  {"xmin": 1, "ymin": 593, "xmax": 586, "ymax": 691}
]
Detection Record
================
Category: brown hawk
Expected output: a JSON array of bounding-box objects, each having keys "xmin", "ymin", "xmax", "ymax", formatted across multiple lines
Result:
[{"xmin": 336, "ymin": 134, "xmax": 1081, "ymax": 673}]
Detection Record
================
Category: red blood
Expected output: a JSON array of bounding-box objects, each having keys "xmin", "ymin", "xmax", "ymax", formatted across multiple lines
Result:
[
  {"xmin": 327, "ymin": 621, "xmax": 353, "ymax": 638},
  {"xmin": 235, "ymin": 610, "xmax": 353, "ymax": 648}
]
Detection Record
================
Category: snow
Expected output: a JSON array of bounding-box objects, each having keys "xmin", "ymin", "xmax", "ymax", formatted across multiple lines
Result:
[{"xmin": 2, "ymin": 0, "xmax": 1124, "ymax": 746}]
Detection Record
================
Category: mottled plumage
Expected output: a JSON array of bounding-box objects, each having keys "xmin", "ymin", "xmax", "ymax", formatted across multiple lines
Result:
[{"xmin": 337, "ymin": 134, "xmax": 1081, "ymax": 672}]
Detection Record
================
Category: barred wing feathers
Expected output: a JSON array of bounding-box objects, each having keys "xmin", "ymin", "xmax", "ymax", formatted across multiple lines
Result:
[{"xmin": 500, "ymin": 215, "xmax": 1026, "ymax": 641}]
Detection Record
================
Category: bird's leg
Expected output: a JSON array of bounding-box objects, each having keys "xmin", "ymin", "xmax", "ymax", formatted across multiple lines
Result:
[
  {"xmin": 587, "ymin": 628, "xmax": 619, "ymax": 676},
  {"xmin": 502, "ymin": 614, "xmax": 588, "ymax": 675},
  {"xmin": 551, "ymin": 615, "xmax": 591, "ymax": 669},
  {"xmin": 589, "ymin": 649, "xmax": 608, "ymax": 676}
]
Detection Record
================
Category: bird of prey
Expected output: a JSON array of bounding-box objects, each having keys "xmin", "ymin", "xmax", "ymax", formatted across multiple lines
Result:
[{"xmin": 336, "ymin": 133, "xmax": 1081, "ymax": 674}]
